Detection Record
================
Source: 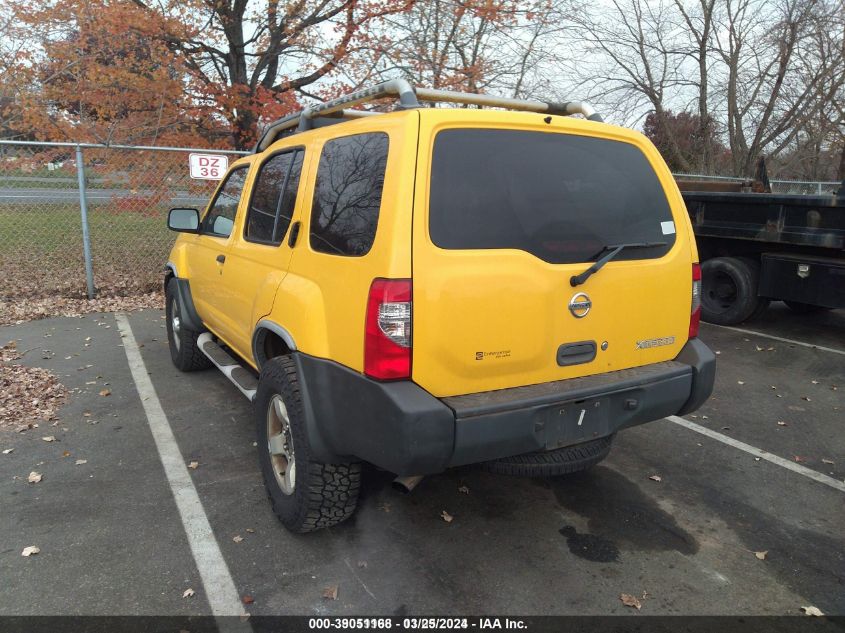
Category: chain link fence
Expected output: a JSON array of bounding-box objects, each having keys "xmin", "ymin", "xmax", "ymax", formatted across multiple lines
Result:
[
  {"xmin": 0, "ymin": 141, "xmax": 247, "ymax": 302},
  {"xmin": 0, "ymin": 140, "xmax": 840, "ymax": 302}
]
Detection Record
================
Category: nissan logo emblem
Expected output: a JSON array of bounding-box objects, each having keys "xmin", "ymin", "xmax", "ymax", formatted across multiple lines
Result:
[{"xmin": 568, "ymin": 292, "xmax": 592, "ymax": 318}]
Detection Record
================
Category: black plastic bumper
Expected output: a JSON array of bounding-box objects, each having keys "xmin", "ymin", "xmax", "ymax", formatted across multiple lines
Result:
[{"xmin": 295, "ymin": 339, "xmax": 716, "ymax": 476}]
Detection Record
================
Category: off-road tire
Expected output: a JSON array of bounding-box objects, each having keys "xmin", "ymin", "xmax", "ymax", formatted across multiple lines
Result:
[
  {"xmin": 784, "ymin": 301, "xmax": 832, "ymax": 314},
  {"xmin": 482, "ymin": 435, "xmax": 613, "ymax": 477},
  {"xmin": 165, "ymin": 278, "xmax": 212, "ymax": 372},
  {"xmin": 700, "ymin": 257, "xmax": 766, "ymax": 325},
  {"xmin": 255, "ymin": 356, "xmax": 361, "ymax": 533}
]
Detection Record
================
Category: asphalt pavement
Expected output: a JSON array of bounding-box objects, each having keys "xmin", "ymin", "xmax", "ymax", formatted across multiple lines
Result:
[{"xmin": 0, "ymin": 304, "xmax": 842, "ymax": 616}]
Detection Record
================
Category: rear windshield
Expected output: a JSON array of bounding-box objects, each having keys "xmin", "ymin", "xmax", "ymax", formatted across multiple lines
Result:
[{"xmin": 429, "ymin": 129, "xmax": 675, "ymax": 264}]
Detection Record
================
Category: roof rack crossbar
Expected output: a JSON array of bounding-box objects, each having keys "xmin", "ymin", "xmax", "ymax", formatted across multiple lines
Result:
[
  {"xmin": 254, "ymin": 80, "xmax": 602, "ymax": 152},
  {"xmin": 413, "ymin": 88, "xmax": 602, "ymax": 122}
]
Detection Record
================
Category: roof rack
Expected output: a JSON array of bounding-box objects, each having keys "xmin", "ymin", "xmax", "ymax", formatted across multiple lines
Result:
[{"xmin": 254, "ymin": 78, "xmax": 604, "ymax": 152}]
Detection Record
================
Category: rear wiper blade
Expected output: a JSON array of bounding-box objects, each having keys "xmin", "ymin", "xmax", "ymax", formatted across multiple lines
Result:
[{"xmin": 569, "ymin": 241, "xmax": 667, "ymax": 287}]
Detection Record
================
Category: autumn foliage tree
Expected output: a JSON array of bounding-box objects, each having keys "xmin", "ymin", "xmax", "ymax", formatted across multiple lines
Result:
[{"xmin": 14, "ymin": 0, "xmax": 412, "ymax": 149}]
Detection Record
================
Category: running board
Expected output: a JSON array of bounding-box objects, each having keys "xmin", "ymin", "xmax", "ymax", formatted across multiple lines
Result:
[{"xmin": 197, "ymin": 333, "xmax": 258, "ymax": 401}]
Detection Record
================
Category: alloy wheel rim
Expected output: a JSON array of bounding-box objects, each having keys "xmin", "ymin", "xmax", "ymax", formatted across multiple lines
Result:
[
  {"xmin": 267, "ymin": 395, "xmax": 296, "ymax": 495},
  {"xmin": 170, "ymin": 298, "xmax": 181, "ymax": 351}
]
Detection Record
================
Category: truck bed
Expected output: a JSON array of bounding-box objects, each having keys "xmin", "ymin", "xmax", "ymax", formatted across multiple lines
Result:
[{"xmin": 682, "ymin": 191, "xmax": 845, "ymax": 251}]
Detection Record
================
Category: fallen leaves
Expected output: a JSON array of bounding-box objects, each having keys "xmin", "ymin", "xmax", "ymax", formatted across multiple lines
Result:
[
  {"xmin": 21, "ymin": 546, "xmax": 40, "ymax": 557},
  {"xmin": 41, "ymin": 435, "xmax": 56, "ymax": 442},
  {"xmin": 182, "ymin": 588, "xmax": 195, "ymax": 598},
  {"xmin": 0, "ymin": 364, "xmax": 68, "ymax": 431},
  {"xmin": 620, "ymin": 593, "xmax": 642, "ymax": 610},
  {"xmin": 99, "ymin": 389, "xmax": 111, "ymax": 397},
  {"xmin": 322, "ymin": 586, "xmax": 338, "ymax": 600},
  {"xmin": 800, "ymin": 606, "xmax": 824, "ymax": 616},
  {"xmin": 754, "ymin": 550, "xmax": 768, "ymax": 560},
  {"xmin": 232, "ymin": 535, "xmax": 243, "ymax": 543},
  {"xmin": 27, "ymin": 471, "xmax": 42, "ymax": 483},
  {"xmin": 1, "ymin": 341, "xmax": 22, "ymax": 362},
  {"xmin": 440, "ymin": 510, "xmax": 454, "ymax": 523},
  {"xmin": 188, "ymin": 461, "xmax": 199, "ymax": 469},
  {"xmin": 0, "ymin": 292, "xmax": 163, "ymax": 327},
  {"xmin": 242, "ymin": 595, "xmax": 255, "ymax": 605}
]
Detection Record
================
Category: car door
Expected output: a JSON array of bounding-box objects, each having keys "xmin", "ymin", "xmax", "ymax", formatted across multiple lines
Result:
[
  {"xmin": 189, "ymin": 163, "xmax": 252, "ymax": 342},
  {"xmin": 214, "ymin": 146, "xmax": 308, "ymax": 361}
]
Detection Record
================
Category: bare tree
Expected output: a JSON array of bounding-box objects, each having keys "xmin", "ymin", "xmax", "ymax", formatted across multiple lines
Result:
[
  {"xmin": 568, "ymin": 0, "xmax": 844, "ymax": 178},
  {"xmin": 369, "ymin": 0, "xmax": 572, "ymax": 98},
  {"xmin": 570, "ymin": 0, "xmax": 694, "ymax": 171},
  {"xmin": 714, "ymin": 0, "xmax": 845, "ymax": 175},
  {"xmin": 673, "ymin": 0, "xmax": 718, "ymax": 172}
]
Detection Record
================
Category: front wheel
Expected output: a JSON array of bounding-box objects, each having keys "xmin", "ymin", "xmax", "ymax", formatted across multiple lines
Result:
[
  {"xmin": 255, "ymin": 356, "xmax": 361, "ymax": 533},
  {"xmin": 165, "ymin": 278, "xmax": 212, "ymax": 372}
]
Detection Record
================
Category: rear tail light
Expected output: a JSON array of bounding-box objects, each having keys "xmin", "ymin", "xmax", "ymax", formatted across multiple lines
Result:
[
  {"xmin": 689, "ymin": 263, "xmax": 702, "ymax": 338},
  {"xmin": 365, "ymin": 279, "xmax": 412, "ymax": 380}
]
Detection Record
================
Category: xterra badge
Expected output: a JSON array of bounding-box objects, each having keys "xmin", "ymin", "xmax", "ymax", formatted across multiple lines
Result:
[{"xmin": 636, "ymin": 336, "xmax": 675, "ymax": 349}]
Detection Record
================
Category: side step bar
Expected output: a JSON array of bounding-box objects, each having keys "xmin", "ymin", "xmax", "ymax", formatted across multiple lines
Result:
[{"xmin": 197, "ymin": 333, "xmax": 258, "ymax": 401}]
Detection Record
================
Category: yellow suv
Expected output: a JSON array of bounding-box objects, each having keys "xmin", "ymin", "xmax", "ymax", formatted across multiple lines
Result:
[{"xmin": 164, "ymin": 80, "xmax": 715, "ymax": 533}]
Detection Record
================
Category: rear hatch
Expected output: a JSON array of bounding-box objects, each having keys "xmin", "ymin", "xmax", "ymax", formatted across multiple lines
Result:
[{"xmin": 411, "ymin": 112, "xmax": 693, "ymax": 398}]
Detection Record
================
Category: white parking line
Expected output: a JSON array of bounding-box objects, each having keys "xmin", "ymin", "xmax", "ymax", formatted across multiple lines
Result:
[
  {"xmin": 706, "ymin": 323, "xmax": 845, "ymax": 355},
  {"xmin": 115, "ymin": 314, "xmax": 247, "ymax": 617},
  {"xmin": 668, "ymin": 415, "xmax": 845, "ymax": 493}
]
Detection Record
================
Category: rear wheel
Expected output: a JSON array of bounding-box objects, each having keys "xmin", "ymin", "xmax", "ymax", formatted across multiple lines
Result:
[
  {"xmin": 482, "ymin": 435, "xmax": 613, "ymax": 477},
  {"xmin": 784, "ymin": 301, "xmax": 832, "ymax": 314},
  {"xmin": 255, "ymin": 356, "xmax": 361, "ymax": 533},
  {"xmin": 165, "ymin": 278, "xmax": 212, "ymax": 371},
  {"xmin": 700, "ymin": 257, "xmax": 767, "ymax": 325}
]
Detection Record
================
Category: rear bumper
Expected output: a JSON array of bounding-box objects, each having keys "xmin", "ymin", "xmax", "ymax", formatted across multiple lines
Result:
[{"xmin": 296, "ymin": 339, "xmax": 715, "ymax": 476}]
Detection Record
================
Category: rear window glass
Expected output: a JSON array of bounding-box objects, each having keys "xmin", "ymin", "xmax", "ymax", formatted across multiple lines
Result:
[
  {"xmin": 429, "ymin": 129, "xmax": 675, "ymax": 264},
  {"xmin": 310, "ymin": 133, "xmax": 389, "ymax": 257}
]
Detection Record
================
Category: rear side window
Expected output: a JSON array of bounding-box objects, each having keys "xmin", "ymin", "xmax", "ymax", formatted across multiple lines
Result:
[
  {"xmin": 310, "ymin": 133, "xmax": 389, "ymax": 256},
  {"xmin": 245, "ymin": 149, "xmax": 304, "ymax": 244},
  {"xmin": 429, "ymin": 129, "xmax": 675, "ymax": 264}
]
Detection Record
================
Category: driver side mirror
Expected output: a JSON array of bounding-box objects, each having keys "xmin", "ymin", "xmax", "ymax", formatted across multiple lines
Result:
[{"xmin": 168, "ymin": 208, "xmax": 199, "ymax": 233}]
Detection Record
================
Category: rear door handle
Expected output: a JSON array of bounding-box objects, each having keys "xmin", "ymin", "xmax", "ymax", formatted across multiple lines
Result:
[
  {"xmin": 216, "ymin": 254, "xmax": 226, "ymax": 264},
  {"xmin": 557, "ymin": 341, "xmax": 597, "ymax": 366},
  {"xmin": 288, "ymin": 221, "xmax": 301, "ymax": 247}
]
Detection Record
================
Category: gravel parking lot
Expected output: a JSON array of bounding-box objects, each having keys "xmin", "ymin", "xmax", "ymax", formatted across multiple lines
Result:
[{"xmin": 1, "ymin": 304, "xmax": 843, "ymax": 617}]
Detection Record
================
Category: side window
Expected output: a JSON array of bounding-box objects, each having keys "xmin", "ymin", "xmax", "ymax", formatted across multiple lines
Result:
[
  {"xmin": 201, "ymin": 167, "xmax": 248, "ymax": 238},
  {"xmin": 310, "ymin": 133, "xmax": 389, "ymax": 256},
  {"xmin": 245, "ymin": 149, "xmax": 304, "ymax": 244}
]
